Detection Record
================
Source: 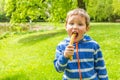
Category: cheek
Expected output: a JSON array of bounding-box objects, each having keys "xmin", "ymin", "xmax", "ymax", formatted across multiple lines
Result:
[
  {"xmin": 66, "ymin": 28, "xmax": 72, "ymax": 36},
  {"xmin": 66, "ymin": 28, "xmax": 71, "ymax": 33},
  {"xmin": 66, "ymin": 25, "xmax": 72, "ymax": 31},
  {"xmin": 79, "ymin": 27, "xmax": 87, "ymax": 33},
  {"xmin": 66, "ymin": 25, "xmax": 72, "ymax": 29}
]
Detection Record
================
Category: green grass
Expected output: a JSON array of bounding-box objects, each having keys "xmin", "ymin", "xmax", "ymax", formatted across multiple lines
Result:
[{"xmin": 0, "ymin": 23, "xmax": 120, "ymax": 80}]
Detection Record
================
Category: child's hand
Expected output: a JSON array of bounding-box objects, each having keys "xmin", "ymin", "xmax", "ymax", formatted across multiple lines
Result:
[{"xmin": 64, "ymin": 45, "xmax": 74, "ymax": 59}]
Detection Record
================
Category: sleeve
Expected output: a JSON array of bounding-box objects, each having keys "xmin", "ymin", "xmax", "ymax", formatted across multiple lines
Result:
[
  {"xmin": 53, "ymin": 44, "xmax": 69, "ymax": 73},
  {"xmin": 94, "ymin": 44, "xmax": 109, "ymax": 80}
]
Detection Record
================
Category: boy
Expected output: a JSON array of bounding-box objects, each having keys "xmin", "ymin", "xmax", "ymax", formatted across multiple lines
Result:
[{"xmin": 54, "ymin": 8, "xmax": 108, "ymax": 80}]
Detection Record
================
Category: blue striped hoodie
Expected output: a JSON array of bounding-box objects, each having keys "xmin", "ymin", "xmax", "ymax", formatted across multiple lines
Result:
[{"xmin": 54, "ymin": 35, "xmax": 108, "ymax": 80}]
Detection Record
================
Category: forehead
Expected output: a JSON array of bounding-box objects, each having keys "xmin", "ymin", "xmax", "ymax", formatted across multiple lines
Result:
[{"xmin": 67, "ymin": 15, "xmax": 86, "ymax": 22}]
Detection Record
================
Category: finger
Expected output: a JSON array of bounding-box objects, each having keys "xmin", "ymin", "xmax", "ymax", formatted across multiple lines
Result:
[
  {"xmin": 67, "ymin": 45, "xmax": 74, "ymax": 48},
  {"xmin": 66, "ymin": 47, "xmax": 74, "ymax": 51},
  {"xmin": 65, "ymin": 51, "xmax": 74, "ymax": 55}
]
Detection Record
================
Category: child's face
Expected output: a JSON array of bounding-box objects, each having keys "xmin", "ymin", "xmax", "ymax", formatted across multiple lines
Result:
[{"xmin": 66, "ymin": 14, "xmax": 89, "ymax": 42}]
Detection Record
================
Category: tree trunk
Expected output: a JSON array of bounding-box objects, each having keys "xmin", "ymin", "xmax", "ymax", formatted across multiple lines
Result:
[
  {"xmin": 42, "ymin": 0, "xmax": 45, "ymax": 3},
  {"xmin": 77, "ymin": 0, "xmax": 86, "ymax": 10}
]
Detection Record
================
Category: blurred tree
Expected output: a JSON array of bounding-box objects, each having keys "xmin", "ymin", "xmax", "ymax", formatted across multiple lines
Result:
[
  {"xmin": 4, "ymin": 0, "xmax": 120, "ymax": 23},
  {"xmin": 48, "ymin": 0, "xmax": 77, "ymax": 22},
  {"xmin": 5, "ymin": 0, "xmax": 48, "ymax": 23},
  {"xmin": 0, "ymin": 0, "xmax": 5, "ymax": 13},
  {"xmin": 0, "ymin": 0, "xmax": 9, "ymax": 22},
  {"xmin": 112, "ymin": 0, "xmax": 120, "ymax": 15},
  {"xmin": 86, "ymin": 0, "xmax": 113, "ymax": 21},
  {"xmin": 77, "ymin": 0, "xmax": 86, "ymax": 10}
]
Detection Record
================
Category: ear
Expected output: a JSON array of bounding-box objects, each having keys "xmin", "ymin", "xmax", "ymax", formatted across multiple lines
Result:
[{"xmin": 86, "ymin": 26, "xmax": 89, "ymax": 32}]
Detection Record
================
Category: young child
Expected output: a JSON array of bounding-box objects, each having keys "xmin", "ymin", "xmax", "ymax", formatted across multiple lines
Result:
[{"xmin": 54, "ymin": 8, "xmax": 108, "ymax": 80}]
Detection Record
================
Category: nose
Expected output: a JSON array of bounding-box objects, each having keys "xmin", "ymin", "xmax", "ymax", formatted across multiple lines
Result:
[{"xmin": 73, "ymin": 24, "xmax": 78, "ymax": 30}]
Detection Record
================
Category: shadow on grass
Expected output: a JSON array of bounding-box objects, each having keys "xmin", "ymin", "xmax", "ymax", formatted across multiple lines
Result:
[
  {"xmin": 1, "ymin": 73, "xmax": 29, "ymax": 80},
  {"xmin": 18, "ymin": 29, "xmax": 66, "ymax": 45}
]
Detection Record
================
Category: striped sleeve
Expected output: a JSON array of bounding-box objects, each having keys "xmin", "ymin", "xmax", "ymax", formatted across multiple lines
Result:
[
  {"xmin": 54, "ymin": 43, "xmax": 69, "ymax": 72},
  {"xmin": 94, "ymin": 44, "xmax": 108, "ymax": 80}
]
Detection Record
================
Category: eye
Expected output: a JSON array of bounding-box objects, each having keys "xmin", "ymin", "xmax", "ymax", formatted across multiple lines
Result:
[
  {"xmin": 78, "ymin": 23, "xmax": 83, "ymax": 26},
  {"xmin": 69, "ymin": 23, "xmax": 74, "ymax": 25}
]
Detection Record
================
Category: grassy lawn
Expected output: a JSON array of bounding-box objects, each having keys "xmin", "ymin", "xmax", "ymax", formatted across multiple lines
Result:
[{"xmin": 0, "ymin": 22, "xmax": 120, "ymax": 80}]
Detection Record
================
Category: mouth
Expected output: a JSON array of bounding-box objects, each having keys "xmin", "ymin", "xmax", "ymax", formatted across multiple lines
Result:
[{"xmin": 72, "ymin": 32, "xmax": 78, "ymax": 38}]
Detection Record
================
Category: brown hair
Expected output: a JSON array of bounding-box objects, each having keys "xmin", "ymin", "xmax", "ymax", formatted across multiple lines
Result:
[{"xmin": 65, "ymin": 8, "xmax": 90, "ymax": 27}]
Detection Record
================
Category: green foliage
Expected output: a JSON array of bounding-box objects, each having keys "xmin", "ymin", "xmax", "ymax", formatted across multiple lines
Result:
[
  {"xmin": 3, "ymin": 0, "xmax": 120, "ymax": 23},
  {"xmin": 86, "ymin": 0, "xmax": 113, "ymax": 21},
  {"xmin": 112, "ymin": 0, "xmax": 120, "ymax": 15},
  {"xmin": 0, "ymin": 0, "xmax": 5, "ymax": 13},
  {"xmin": 5, "ymin": 0, "xmax": 48, "ymax": 23},
  {"xmin": 48, "ymin": 0, "xmax": 77, "ymax": 22},
  {"xmin": 4, "ymin": 0, "xmax": 77, "ymax": 23},
  {"xmin": 0, "ymin": 13, "xmax": 10, "ymax": 22},
  {"xmin": 0, "ymin": 23, "xmax": 120, "ymax": 80},
  {"xmin": 0, "ymin": 0, "xmax": 9, "ymax": 22}
]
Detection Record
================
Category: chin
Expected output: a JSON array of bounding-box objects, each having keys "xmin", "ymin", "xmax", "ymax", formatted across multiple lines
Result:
[
  {"xmin": 74, "ymin": 37, "xmax": 82, "ymax": 43},
  {"xmin": 74, "ymin": 39, "xmax": 79, "ymax": 43}
]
